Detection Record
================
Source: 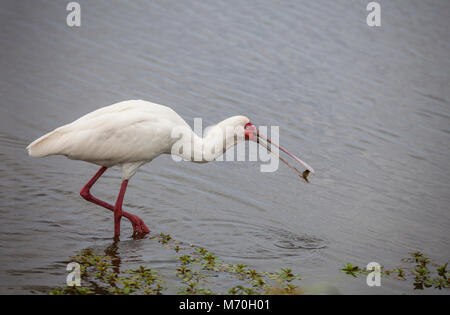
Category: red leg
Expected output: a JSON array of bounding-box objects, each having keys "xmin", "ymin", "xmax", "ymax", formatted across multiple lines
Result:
[
  {"xmin": 114, "ymin": 180, "xmax": 127, "ymax": 236},
  {"xmin": 80, "ymin": 167, "xmax": 150, "ymax": 236}
]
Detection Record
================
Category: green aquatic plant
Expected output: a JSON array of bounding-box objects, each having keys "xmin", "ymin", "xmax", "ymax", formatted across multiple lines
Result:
[
  {"xmin": 385, "ymin": 268, "xmax": 406, "ymax": 280},
  {"xmin": 437, "ymin": 263, "xmax": 448, "ymax": 279},
  {"xmin": 278, "ymin": 268, "xmax": 302, "ymax": 282},
  {"xmin": 228, "ymin": 285, "xmax": 257, "ymax": 295},
  {"xmin": 340, "ymin": 263, "xmax": 362, "ymax": 278},
  {"xmin": 179, "ymin": 254, "xmax": 195, "ymax": 265},
  {"xmin": 50, "ymin": 286, "xmax": 94, "ymax": 295},
  {"xmin": 262, "ymin": 268, "xmax": 302, "ymax": 294},
  {"xmin": 178, "ymin": 281, "xmax": 213, "ymax": 295},
  {"xmin": 341, "ymin": 252, "xmax": 449, "ymax": 290},
  {"xmin": 158, "ymin": 232, "xmax": 172, "ymax": 244}
]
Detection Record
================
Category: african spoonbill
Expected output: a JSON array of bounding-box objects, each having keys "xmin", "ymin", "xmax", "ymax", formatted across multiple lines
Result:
[{"xmin": 27, "ymin": 100, "xmax": 314, "ymax": 237}]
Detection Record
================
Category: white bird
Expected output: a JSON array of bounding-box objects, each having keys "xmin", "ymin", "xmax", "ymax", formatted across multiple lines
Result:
[{"xmin": 27, "ymin": 100, "xmax": 314, "ymax": 238}]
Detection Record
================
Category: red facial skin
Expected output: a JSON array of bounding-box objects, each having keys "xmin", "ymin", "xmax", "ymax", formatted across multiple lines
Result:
[{"xmin": 244, "ymin": 122, "xmax": 258, "ymax": 142}]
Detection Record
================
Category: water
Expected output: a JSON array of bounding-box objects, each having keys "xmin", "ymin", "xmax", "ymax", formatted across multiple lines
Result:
[{"xmin": 0, "ymin": 0, "xmax": 449, "ymax": 294}]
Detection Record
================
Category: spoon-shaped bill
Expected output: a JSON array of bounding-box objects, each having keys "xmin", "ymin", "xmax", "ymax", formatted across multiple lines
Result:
[{"xmin": 257, "ymin": 133, "xmax": 315, "ymax": 175}]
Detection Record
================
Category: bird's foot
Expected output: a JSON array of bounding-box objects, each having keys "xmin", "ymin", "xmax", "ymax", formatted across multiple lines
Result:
[{"xmin": 123, "ymin": 212, "xmax": 150, "ymax": 235}]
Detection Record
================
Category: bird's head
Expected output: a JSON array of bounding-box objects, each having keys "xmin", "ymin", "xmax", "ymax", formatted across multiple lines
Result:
[
  {"xmin": 213, "ymin": 115, "xmax": 252, "ymax": 146},
  {"xmin": 210, "ymin": 115, "xmax": 315, "ymax": 182}
]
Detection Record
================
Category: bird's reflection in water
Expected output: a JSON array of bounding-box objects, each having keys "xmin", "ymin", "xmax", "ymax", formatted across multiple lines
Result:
[
  {"xmin": 104, "ymin": 238, "xmax": 121, "ymax": 276},
  {"xmin": 103, "ymin": 233, "xmax": 148, "ymax": 275}
]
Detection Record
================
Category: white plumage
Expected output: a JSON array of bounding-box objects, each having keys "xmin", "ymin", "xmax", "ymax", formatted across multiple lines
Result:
[{"xmin": 27, "ymin": 100, "xmax": 249, "ymax": 179}]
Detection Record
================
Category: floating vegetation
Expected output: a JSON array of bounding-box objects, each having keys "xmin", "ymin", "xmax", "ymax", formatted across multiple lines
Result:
[
  {"xmin": 50, "ymin": 248, "xmax": 165, "ymax": 295},
  {"xmin": 341, "ymin": 252, "xmax": 449, "ymax": 290},
  {"xmin": 51, "ymin": 233, "xmax": 448, "ymax": 295},
  {"xmin": 170, "ymin": 239, "xmax": 304, "ymax": 295},
  {"xmin": 340, "ymin": 263, "xmax": 365, "ymax": 278},
  {"xmin": 50, "ymin": 233, "xmax": 304, "ymax": 295}
]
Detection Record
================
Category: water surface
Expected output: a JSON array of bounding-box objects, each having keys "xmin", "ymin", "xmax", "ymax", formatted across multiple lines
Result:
[{"xmin": 0, "ymin": 0, "xmax": 449, "ymax": 294}]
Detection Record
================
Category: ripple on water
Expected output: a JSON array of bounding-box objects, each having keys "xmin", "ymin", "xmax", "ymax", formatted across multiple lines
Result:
[{"xmin": 207, "ymin": 223, "xmax": 327, "ymax": 260}]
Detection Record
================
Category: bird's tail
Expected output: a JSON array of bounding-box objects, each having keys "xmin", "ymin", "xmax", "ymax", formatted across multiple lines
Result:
[{"xmin": 27, "ymin": 129, "xmax": 62, "ymax": 157}]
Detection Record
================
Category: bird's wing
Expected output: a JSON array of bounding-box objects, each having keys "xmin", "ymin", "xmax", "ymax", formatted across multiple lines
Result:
[{"xmin": 27, "ymin": 100, "xmax": 188, "ymax": 164}]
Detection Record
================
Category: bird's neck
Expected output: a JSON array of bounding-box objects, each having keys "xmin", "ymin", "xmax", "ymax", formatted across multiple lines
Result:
[{"xmin": 174, "ymin": 124, "xmax": 243, "ymax": 163}]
